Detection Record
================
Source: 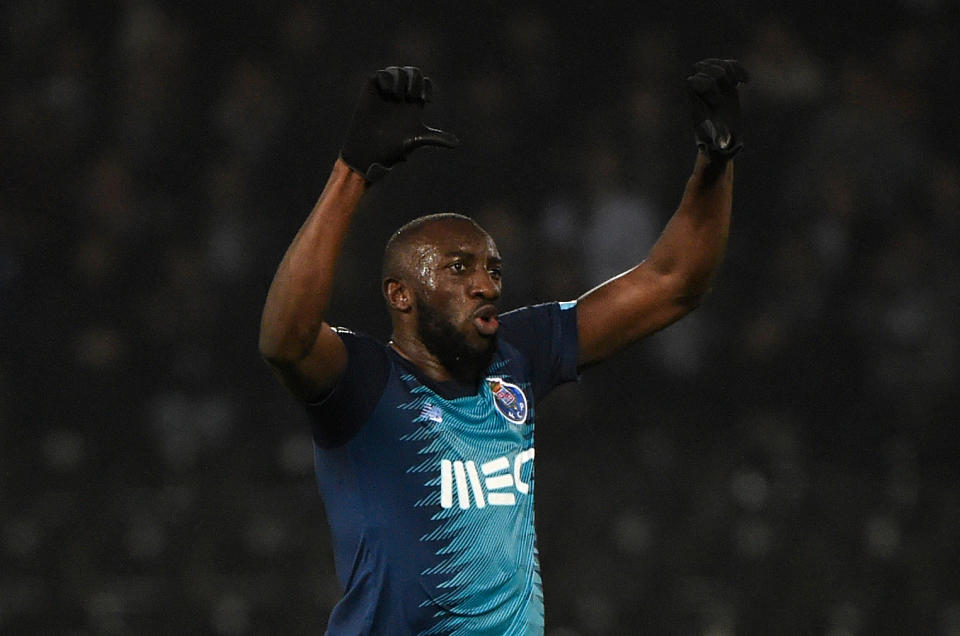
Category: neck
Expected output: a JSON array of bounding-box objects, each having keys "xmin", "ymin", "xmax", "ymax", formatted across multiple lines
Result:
[{"xmin": 389, "ymin": 334, "xmax": 488, "ymax": 385}]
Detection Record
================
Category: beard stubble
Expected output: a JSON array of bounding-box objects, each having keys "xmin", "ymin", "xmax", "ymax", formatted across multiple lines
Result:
[{"xmin": 416, "ymin": 299, "xmax": 496, "ymax": 381}]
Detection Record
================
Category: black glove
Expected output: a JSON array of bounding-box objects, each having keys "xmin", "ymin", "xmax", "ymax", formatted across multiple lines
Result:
[
  {"xmin": 340, "ymin": 66, "xmax": 460, "ymax": 182},
  {"xmin": 687, "ymin": 58, "xmax": 749, "ymax": 159}
]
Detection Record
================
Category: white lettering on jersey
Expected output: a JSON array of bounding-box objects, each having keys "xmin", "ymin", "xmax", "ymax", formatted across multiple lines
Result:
[{"xmin": 440, "ymin": 449, "xmax": 535, "ymax": 509}]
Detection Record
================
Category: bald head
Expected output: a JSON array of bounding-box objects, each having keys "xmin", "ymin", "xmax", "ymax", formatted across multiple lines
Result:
[
  {"xmin": 380, "ymin": 213, "xmax": 503, "ymax": 379},
  {"xmin": 381, "ymin": 213, "xmax": 491, "ymax": 284}
]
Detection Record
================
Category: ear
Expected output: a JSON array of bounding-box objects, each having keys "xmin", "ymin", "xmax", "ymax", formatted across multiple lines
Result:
[{"xmin": 383, "ymin": 278, "xmax": 413, "ymax": 312}]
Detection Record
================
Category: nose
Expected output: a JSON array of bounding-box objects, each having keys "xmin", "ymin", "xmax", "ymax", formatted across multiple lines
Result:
[{"xmin": 470, "ymin": 269, "xmax": 500, "ymax": 301}]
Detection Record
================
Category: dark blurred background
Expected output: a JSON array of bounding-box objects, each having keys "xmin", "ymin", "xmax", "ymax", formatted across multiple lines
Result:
[{"xmin": 3, "ymin": 0, "xmax": 960, "ymax": 633}]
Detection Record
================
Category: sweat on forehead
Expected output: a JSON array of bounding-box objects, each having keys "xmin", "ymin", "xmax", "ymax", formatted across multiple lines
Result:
[{"xmin": 381, "ymin": 213, "xmax": 492, "ymax": 280}]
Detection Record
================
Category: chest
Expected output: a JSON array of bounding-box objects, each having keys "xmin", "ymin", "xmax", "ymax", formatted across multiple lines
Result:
[{"xmin": 373, "ymin": 372, "xmax": 536, "ymax": 512}]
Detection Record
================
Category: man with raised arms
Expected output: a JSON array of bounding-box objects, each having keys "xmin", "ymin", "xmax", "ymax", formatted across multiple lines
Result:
[{"xmin": 258, "ymin": 60, "xmax": 748, "ymax": 635}]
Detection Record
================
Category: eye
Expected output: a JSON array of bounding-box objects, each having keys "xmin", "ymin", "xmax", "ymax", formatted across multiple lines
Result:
[
  {"xmin": 488, "ymin": 267, "xmax": 502, "ymax": 281},
  {"xmin": 448, "ymin": 261, "xmax": 466, "ymax": 274}
]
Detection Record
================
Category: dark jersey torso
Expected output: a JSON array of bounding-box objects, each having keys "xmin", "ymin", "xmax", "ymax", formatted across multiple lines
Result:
[{"xmin": 307, "ymin": 302, "xmax": 578, "ymax": 635}]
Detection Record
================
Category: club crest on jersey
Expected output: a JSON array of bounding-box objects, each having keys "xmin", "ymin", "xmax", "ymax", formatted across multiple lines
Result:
[{"xmin": 486, "ymin": 377, "xmax": 528, "ymax": 424}]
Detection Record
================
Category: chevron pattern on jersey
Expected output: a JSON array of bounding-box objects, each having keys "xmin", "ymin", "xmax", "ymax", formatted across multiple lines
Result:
[{"xmin": 398, "ymin": 363, "xmax": 544, "ymax": 635}]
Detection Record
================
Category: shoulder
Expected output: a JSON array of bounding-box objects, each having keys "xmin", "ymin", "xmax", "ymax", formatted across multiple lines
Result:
[
  {"xmin": 499, "ymin": 301, "xmax": 577, "ymax": 333},
  {"xmin": 331, "ymin": 326, "xmax": 389, "ymax": 365},
  {"xmin": 496, "ymin": 301, "xmax": 579, "ymax": 400},
  {"xmin": 306, "ymin": 326, "xmax": 393, "ymax": 447}
]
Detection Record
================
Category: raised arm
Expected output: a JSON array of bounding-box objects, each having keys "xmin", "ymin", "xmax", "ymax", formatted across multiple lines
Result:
[
  {"xmin": 258, "ymin": 66, "xmax": 458, "ymax": 401},
  {"xmin": 576, "ymin": 59, "xmax": 749, "ymax": 369},
  {"xmin": 258, "ymin": 159, "xmax": 367, "ymax": 400}
]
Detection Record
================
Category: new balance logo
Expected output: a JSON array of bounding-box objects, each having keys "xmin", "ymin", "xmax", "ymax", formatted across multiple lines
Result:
[
  {"xmin": 439, "ymin": 449, "xmax": 535, "ymax": 509},
  {"xmin": 420, "ymin": 402, "xmax": 443, "ymax": 423}
]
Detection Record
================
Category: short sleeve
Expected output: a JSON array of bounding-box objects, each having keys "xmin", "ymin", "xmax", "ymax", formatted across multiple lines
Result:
[
  {"xmin": 304, "ymin": 329, "xmax": 390, "ymax": 448},
  {"xmin": 497, "ymin": 301, "xmax": 579, "ymax": 400}
]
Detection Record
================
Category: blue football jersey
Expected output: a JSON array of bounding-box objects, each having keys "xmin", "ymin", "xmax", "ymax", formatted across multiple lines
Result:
[{"xmin": 305, "ymin": 302, "xmax": 579, "ymax": 635}]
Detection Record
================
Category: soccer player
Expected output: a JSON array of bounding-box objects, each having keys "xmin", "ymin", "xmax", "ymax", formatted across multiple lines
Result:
[{"xmin": 258, "ymin": 61, "xmax": 748, "ymax": 635}]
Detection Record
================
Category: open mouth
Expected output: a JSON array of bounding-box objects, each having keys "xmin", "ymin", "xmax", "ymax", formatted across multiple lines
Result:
[{"xmin": 472, "ymin": 305, "xmax": 499, "ymax": 336}]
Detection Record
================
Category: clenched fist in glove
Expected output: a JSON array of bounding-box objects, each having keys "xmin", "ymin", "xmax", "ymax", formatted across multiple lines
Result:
[
  {"xmin": 340, "ymin": 66, "xmax": 460, "ymax": 182},
  {"xmin": 687, "ymin": 58, "xmax": 749, "ymax": 160}
]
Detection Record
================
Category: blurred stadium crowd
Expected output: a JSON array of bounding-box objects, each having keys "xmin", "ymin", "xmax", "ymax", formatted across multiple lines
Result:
[{"xmin": 3, "ymin": 0, "xmax": 960, "ymax": 633}]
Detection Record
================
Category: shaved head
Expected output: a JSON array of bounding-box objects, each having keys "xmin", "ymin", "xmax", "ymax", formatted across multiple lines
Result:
[
  {"xmin": 380, "ymin": 212, "xmax": 503, "ymax": 380},
  {"xmin": 381, "ymin": 213, "xmax": 489, "ymax": 284}
]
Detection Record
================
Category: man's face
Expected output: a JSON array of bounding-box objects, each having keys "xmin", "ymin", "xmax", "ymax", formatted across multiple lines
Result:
[{"xmin": 408, "ymin": 220, "xmax": 502, "ymax": 369}]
